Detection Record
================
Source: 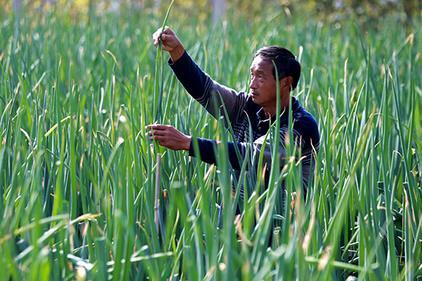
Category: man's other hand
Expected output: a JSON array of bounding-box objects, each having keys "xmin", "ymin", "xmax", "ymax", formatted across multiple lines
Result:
[
  {"xmin": 152, "ymin": 27, "xmax": 185, "ymax": 62},
  {"xmin": 147, "ymin": 124, "xmax": 191, "ymax": 151}
]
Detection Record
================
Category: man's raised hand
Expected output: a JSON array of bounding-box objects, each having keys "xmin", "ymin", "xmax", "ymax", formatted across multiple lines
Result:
[{"xmin": 152, "ymin": 27, "xmax": 185, "ymax": 62}]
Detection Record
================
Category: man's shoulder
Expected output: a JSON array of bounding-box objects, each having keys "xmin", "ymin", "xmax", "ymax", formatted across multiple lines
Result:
[
  {"xmin": 295, "ymin": 108, "xmax": 318, "ymax": 127},
  {"xmin": 293, "ymin": 106, "xmax": 320, "ymax": 146}
]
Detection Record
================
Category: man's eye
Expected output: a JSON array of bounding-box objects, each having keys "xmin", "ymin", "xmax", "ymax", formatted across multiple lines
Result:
[{"xmin": 251, "ymin": 73, "xmax": 265, "ymax": 80}]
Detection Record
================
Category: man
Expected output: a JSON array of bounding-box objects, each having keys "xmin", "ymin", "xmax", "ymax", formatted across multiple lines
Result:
[{"xmin": 148, "ymin": 27, "xmax": 319, "ymax": 196}]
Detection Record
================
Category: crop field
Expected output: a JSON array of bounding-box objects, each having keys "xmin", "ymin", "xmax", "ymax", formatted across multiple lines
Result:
[{"xmin": 0, "ymin": 2, "xmax": 420, "ymax": 280}]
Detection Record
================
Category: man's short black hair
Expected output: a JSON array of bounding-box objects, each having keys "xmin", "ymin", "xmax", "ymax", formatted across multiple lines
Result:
[{"xmin": 255, "ymin": 46, "xmax": 301, "ymax": 90}]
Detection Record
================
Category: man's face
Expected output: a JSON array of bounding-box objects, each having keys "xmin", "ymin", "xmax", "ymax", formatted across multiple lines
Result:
[{"xmin": 249, "ymin": 55, "xmax": 278, "ymax": 108}]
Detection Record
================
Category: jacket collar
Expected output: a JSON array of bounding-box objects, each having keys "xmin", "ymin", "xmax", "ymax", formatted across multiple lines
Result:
[{"xmin": 255, "ymin": 96, "xmax": 300, "ymax": 124}]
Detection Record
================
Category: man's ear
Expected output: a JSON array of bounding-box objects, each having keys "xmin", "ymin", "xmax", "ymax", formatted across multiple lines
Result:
[{"xmin": 279, "ymin": 76, "xmax": 293, "ymax": 90}]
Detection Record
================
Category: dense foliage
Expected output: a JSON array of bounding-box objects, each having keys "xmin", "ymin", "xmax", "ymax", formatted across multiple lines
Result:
[{"xmin": 0, "ymin": 3, "xmax": 420, "ymax": 280}]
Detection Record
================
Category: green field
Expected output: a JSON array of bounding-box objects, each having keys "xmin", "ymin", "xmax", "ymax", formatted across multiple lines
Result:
[{"xmin": 0, "ymin": 3, "xmax": 421, "ymax": 280}]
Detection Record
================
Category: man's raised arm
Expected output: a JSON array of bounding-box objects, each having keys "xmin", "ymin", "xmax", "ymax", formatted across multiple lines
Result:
[{"xmin": 152, "ymin": 27, "xmax": 247, "ymax": 127}]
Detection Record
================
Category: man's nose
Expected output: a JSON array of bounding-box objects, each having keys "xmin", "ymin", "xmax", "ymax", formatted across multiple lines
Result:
[{"xmin": 249, "ymin": 77, "xmax": 257, "ymax": 89}]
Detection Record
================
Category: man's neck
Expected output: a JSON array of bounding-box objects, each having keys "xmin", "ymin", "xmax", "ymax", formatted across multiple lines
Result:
[{"xmin": 264, "ymin": 93, "xmax": 291, "ymax": 118}]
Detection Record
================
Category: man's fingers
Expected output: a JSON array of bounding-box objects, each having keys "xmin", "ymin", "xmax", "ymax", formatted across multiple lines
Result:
[
  {"xmin": 161, "ymin": 26, "xmax": 172, "ymax": 35},
  {"xmin": 146, "ymin": 124, "xmax": 162, "ymax": 130},
  {"xmin": 149, "ymin": 135, "xmax": 170, "ymax": 148},
  {"xmin": 147, "ymin": 125, "xmax": 171, "ymax": 142},
  {"xmin": 147, "ymin": 124, "xmax": 173, "ymax": 130},
  {"xmin": 146, "ymin": 124, "xmax": 183, "ymax": 150},
  {"xmin": 152, "ymin": 29, "xmax": 165, "ymax": 48},
  {"xmin": 152, "ymin": 29, "xmax": 162, "ymax": 41},
  {"xmin": 147, "ymin": 125, "xmax": 165, "ymax": 132},
  {"xmin": 160, "ymin": 34, "xmax": 171, "ymax": 41},
  {"xmin": 150, "ymin": 134, "xmax": 165, "ymax": 141},
  {"xmin": 152, "ymin": 27, "xmax": 171, "ymax": 41},
  {"xmin": 149, "ymin": 134, "xmax": 168, "ymax": 145},
  {"xmin": 149, "ymin": 131, "xmax": 167, "ymax": 137}
]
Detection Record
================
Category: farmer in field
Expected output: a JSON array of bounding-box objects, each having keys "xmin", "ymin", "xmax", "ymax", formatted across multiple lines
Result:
[{"xmin": 148, "ymin": 27, "xmax": 319, "ymax": 195}]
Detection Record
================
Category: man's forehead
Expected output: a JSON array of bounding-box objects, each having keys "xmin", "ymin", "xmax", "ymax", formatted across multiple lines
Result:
[{"xmin": 250, "ymin": 55, "xmax": 272, "ymax": 71}]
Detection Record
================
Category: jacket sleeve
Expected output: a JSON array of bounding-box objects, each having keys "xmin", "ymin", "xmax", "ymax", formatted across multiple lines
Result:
[
  {"xmin": 169, "ymin": 51, "xmax": 247, "ymax": 127},
  {"xmin": 188, "ymin": 134, "xmax": 288, "ymax": 171},
  {"xmin": 188, "ymin": 124, "xmax": 310, "ymax": 170}
]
